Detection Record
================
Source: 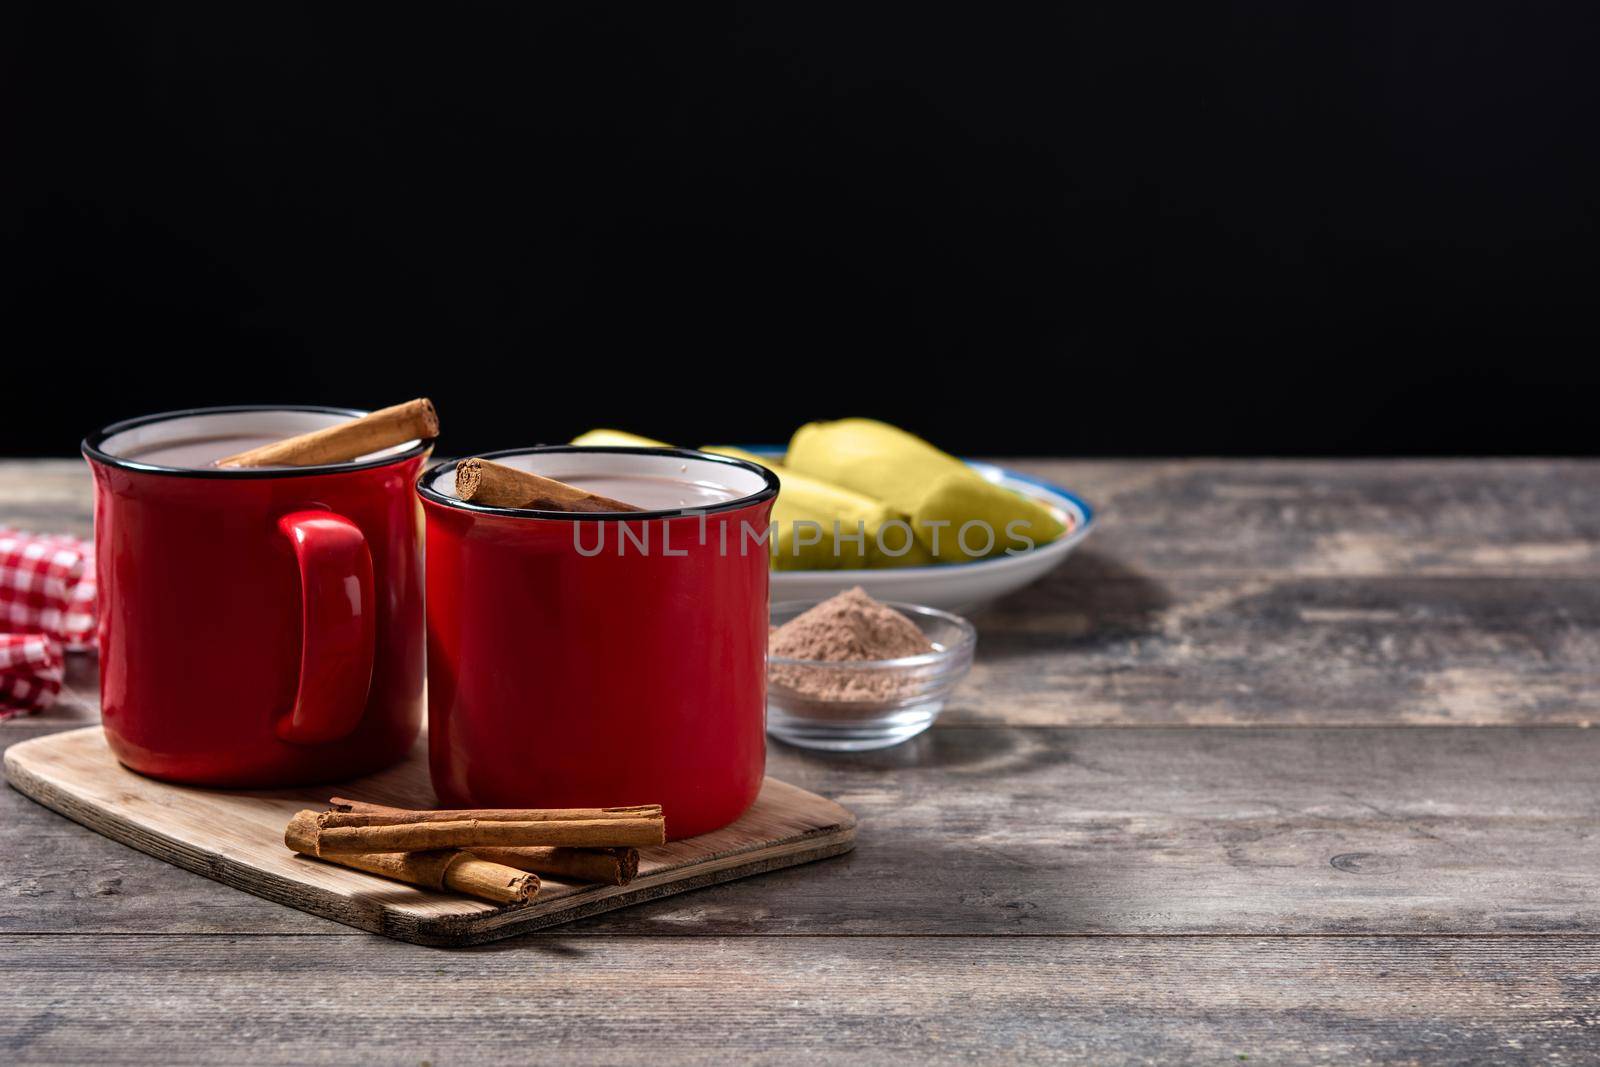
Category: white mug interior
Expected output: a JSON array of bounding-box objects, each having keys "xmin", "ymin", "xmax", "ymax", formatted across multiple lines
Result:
[
  {"xmin": 97, "ymin": 408, "xmax": 419, "ymax": 468},
  {"xmin": 429, "ymin": 449, "xmax": 771, "ymax": 512}
]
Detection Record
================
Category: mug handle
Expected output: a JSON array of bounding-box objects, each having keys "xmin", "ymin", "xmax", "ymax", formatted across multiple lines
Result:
[{"xmin": 273, "ymin": 510, "xmax": 376, "ymax": 745}]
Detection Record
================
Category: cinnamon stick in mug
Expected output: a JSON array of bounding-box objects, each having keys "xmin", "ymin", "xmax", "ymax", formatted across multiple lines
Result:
[
  {"xmin": 217, "ymin": 398, "xmax": 439, "ymax": 468},
  {"xmin": 308, "ymin": 814, "xmax": 667, "ymax": 854},
  {"xmin": 454, "ymin": 457, "xmax": 645, "ymax": 512},
  {"xmin": 283, "ymin": 811, "xmax": 538, "ymax": 904}
]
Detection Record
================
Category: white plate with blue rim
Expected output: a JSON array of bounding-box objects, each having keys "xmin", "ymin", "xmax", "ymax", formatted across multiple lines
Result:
[{"xmin": 748, "ymin": 451, "xmax": 1094, "ymax": 614}]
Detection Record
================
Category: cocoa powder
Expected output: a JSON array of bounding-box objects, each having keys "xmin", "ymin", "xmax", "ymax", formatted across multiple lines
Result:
[{"xmin": 768, "ymin": 587, "xmax": 934, "ymax": 704}]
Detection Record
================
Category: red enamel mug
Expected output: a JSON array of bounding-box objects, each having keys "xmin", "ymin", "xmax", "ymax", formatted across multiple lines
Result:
[
  {"xmin": 418, "ymin": 447, "xmax": 778, "ymax": 839},
  {"xmin": 83, "ymin": 406, "xmax": 430, "ymax": 787}
]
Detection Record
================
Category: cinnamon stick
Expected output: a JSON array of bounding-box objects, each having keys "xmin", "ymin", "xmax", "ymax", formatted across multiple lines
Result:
[
  {"xmin": 217, "ymin": 398, "xmax": 439, "ymax": 468},
  {"xmin": 308, "ymin": 814, "xmax": 666, "ymax": 854},
  {"xmin": 324, "ymin": 799, "xmax": 653, "ymax": 883},
  {"xmin": 468, "ymin": 846, "xmax": 641, "ymax": 887},
  {"xmin": 454, "ymin": 457, "xmax": 645, "ymax": 512},
  {"xmin": 283, "ymin": 810, "xmax": 538, "ymax": 904},
  {"xmin": 327, "ymin": 798, "xmax": 661, "ymax": 824}
]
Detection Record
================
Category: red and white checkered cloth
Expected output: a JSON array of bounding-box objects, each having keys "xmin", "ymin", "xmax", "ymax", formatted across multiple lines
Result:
[
  {"xmin": 0, "ymin": 634, "xmax": 65, "ymax": 718},
  {"xmin": 0, "ymin": 529, "xmax": 96, "ymax": 718}
]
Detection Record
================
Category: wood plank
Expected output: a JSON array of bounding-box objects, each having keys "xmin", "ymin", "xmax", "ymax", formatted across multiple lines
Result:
[
  {"xmin": 13, "ymin": 567, "xmax": 1600, "ymax": 729},
  {"xmin": 1005, "ymin": 458, "xmax": 1600, "ymax": 578},
  {"xmin": 663, "ymin": 725, "xmax": 1600, "ymax": 937},
  {"xmin": 12, "ymin": 458, "xmax": 1600, "ymax": 579},
  {"xmin": 0, "ymin": 782, "xmax": 331, "ymax": 934},
  {"xmin": 0, "ymin": 460, "xmax": 93, "ymax": 537},
  {"xmin": 2, "ymin": 935, "xmax": 1596, "ymax": 1064},
  {"xmin": 4, "ymin": 728, "xmax": 856, "ymax": 945},
  {"xmin": 964, "ymin": 571, "xmax": 1600, "ymax": 725},
  {"xmin": 7, "ymin": 725, "xmax": 1597, "ymax": 937},
  {"xmin": 5, "ymin": 458, "xmax": 1592, "ymax": 1059},
  {"xmin": 11, "ymin": 461, "xmax": 1600, "ymax": 728}
]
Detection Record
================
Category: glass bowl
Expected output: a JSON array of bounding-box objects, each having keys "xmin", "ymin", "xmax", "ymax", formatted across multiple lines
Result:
[{"xmin": 766, "ymin": 600, "xmax": 976, "ymax": 751}]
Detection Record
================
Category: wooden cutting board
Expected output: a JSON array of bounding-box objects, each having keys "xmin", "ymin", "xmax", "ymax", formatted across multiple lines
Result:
[{"xmin": 4, "ymin": 727, "xmax": 856, "ymax": 946}]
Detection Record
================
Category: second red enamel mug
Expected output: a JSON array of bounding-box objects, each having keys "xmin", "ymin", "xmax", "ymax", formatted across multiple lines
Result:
[{"xmin": 418, "ymin": 447, "xmax": 778, "ymax": 839}]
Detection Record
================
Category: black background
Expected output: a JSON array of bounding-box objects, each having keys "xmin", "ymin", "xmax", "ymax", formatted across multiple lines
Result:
[{"xmin": 6, "ymin": 3, "xmax": 1598, "ymax": 457}]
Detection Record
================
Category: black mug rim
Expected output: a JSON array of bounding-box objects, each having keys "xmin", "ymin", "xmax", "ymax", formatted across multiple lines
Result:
[
  {"xmin": 81, "ymin": 404, "xmax": 435, "ymax": 479},
  {"xmin": 417, "ymin": 445, "xmax": 780, "ymax": 521}
]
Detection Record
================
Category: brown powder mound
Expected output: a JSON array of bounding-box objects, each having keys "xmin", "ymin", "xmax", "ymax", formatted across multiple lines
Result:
[
  {"xmin": 769, "ymin": 587, "xmax": 936, "ymax": 708},
  {"xmin": 770, "ymin": 586, "xmax": 934, "ymax": 662}
]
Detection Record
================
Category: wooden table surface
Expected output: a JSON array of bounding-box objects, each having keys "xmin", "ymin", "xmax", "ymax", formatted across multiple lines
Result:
[{"xmin": 3, "ymin": 458, "xmax": 1598, "ymax": 1064}]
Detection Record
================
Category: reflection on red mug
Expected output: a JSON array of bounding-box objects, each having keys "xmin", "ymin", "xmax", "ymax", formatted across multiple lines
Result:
[
  {"xmin": 418, "ymin": 447, "xmax": 778, "ymax": 840},
  {"xmin": 83, "ymin": 406, "xmax": 428, "ymax": 787}
]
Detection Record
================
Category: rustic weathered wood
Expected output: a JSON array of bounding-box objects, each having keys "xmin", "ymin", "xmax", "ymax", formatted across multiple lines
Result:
[
  {"xmin": 14, "ymin": 457, "xmax": 1600, "ymax": 577},
  {"xmin": 12, "ymin": 460, "xmax": 1600, "ymax": 726},
  {"xmin": 4, "ymin": 728, "xmax": 855, "ymax": 946},
  {"xmin": 7, "ymin": 723, "xmax": 1597, "ymax": 937},
  {"xmin": 4, "ymin": 458, "xmax": 1599, "ymax": 1063},
  {"xmin": 500, "ymin": 723, "xmax": 1600, "ymax": 936},
  {"xmin": 1006, "ymin": 458, "xmax": 1600, "ymax": 578},
  {"xmin": 20, "ymin": 575, "xmax": 1600, "ymax": 729},
  {"xmin": 2, "ymin": 935, "xmax": 1596, "ymax": 1064},
  {"xmin": 962, "ymin": 570, "xmax": 1600, "ymax": 724},
  {"xmin": 0, "ymin": 460, "xmax": 94, "ymax": 537}
]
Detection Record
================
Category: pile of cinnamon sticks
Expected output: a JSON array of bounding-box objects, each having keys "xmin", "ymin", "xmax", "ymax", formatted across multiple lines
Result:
[{"xmin": 283, "ymin": 799, "xmax": 665, "ymax": 905}]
